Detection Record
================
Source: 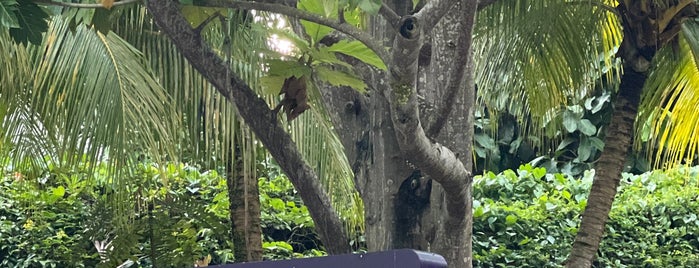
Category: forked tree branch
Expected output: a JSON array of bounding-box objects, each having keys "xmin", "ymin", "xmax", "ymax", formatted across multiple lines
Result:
[
  {"xmin": 145, "ymin": 0, "xmax": 351, "ymax": 254},
  {"xmin": 387, "ymin": 14, "xmax": 471, "ymax": 208}
]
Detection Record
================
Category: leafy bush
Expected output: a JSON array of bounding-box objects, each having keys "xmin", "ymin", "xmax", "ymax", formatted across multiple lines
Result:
[
  {"xmin": 0, "ymin": 170, "xmax": 99, "ymax": 267},
  {"xmin": 0, "ymin": 162, "xmax": 234, "ymax": 267},
  {"xmin": 259, "ymin": 173, "xmax": 326, "ymax": 259},
  {"xmin": 473, "ymin": 164, "xmax": 699, "ymax": 267}
]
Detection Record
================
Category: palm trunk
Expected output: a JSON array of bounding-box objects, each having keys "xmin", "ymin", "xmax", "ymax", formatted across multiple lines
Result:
[
  {"xmin": 227, "ymin": 144, "xmax": 263, "ymax": 262},
  {"xmin": 566, "ymin": 69, "xmax": 645, "ymax": 267}
]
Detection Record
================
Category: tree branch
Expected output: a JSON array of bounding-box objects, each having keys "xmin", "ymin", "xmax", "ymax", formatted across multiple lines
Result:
[
  {"xmin": 195, "ymin": 0, "xmax": 390, "ymax": 64},
  {"xmin": 414, "ymin": 0, "xmax": 458, "ymax": 32},
  {"xmin": 426, "ymin": 1, "xmax": 478, "ymax": 138},
  {"xmin": 379, "ymin": 2, "xmax": 400, "ymax": 29},
  {"xmin": 33, "ymin": 0, "xmax": 140, "ymax": 8},
  {"xmin": 145, "ymin": 0, "xmax": 350, "ymax": 254},
  {"xmin": 387, "ymin": 15, "xmax": 470, "ymax": 207}
]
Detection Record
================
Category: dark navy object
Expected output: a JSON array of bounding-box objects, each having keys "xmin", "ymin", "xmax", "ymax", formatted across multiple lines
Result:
[{"xmin": 209, "ymin": 249, "xmax": 447, "ymax": 268}]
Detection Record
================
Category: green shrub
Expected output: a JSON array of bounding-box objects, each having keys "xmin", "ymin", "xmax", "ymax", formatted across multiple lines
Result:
[
  {"xmin": 0, "ymin": 171, "xmax": 99, "ymax": 267},
  {"xmin": 473, "ymin": 165, "xmax": 699, "ymax": 267}
]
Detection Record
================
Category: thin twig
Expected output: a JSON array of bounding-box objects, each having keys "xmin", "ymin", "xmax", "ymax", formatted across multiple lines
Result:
[{"xmin": 33, "ymin": 0, "xmax": 141, "ymax": 9}]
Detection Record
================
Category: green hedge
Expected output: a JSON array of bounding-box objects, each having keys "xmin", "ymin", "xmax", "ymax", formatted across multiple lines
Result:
[
  {"xmin": 473, "ymin": 165, "xmax": 699, "ymax": 267},
  {"xmin": 2, "ymin": 163, "xmax": 698, "ymax": 267}
]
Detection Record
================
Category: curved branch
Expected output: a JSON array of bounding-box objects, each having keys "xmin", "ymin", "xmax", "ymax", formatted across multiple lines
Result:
[
  {"xmin": 387, "ymin": 15, "xmax": 471, "ymax": 208},
  {"xmin": 414, "ymin": 0, "xmax": 458, "ymax": 32},
  {"xmin": 33, "ymin": 0, "xmax": 140, "ymax": 8},
  {"xmin": 196, "ymin": 0, "xmax": 390, "ymax": 65},
  {"xmin": 145, "ymin": 0, "xmax": 351, "ymax": 254}
]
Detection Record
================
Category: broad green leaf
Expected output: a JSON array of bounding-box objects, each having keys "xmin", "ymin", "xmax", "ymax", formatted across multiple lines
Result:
[
  {"xmin": 266, "ymin": 59, "xmax": 312, "ymax": 77},
  {"xmin": 8, "ymin": 0, "xmax": 49, "ymax": 45},
  {"xmin": 326, "ymin": 39, "xmax": 387, "ymax": 70},
  {"xmin": 589, "ymin": 137, "xmax": 605, "ymax": 151},
  {"xmin": 577, "ymin": 136, "xmax": 592, "ymax": 161},
  {"xmin": 298, "ymin": 0, "xmax": 334, "ymax": 43},
  {"xmin": 52, "ymin": 186, "xmax": 65, "ymax": 197},
  {"xmin": 314, "ymin": 65, "xmax": 367, "ymax": 92},
  {"xmin": 556, "ymin": 137, "xmax": 576, "ymax": 151},
  {"xmin": 562, "ymin": 111, "xmax": 578, "ymax": 133},
  {"xmin": 474, "ymin": 133, "xmax": 496, "ymax": 150},
  {"xmin": 505, "ymin": 214, "xmax": 518, "ymax": 225},
  {"xmin": 357, "ymin": 0, "xmax": 381, "ymax": 15},
  {"xmin": 181, "ymin": 6, "xmax": 226, "ymax": 28},
  {"xmin": 260, "ymin": 75, "xmax": 286, "ymax": 95},
  {"xmin": 577, "ymin": 119, "xmax": 597, "ymax": 136},
  {"xmin": 269, "ymin": 198, "xmax": 285, "ymax": 211},
  {"xmin": 532, "ymin": 167, "xmax": 546, "ymax": 180},
  {"xmin": 0, "ymin": 0, "xmax": 19, "ymax": 29}
]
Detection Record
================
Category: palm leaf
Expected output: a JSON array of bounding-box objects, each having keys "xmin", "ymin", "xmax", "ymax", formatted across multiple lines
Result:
[
  {"xmin": 638, "ymin": 21, "xmax": 699, "ymax": 167},
  {"xmin": 474, "ymin": 0, "xmax": 622, "ymax": 145},
  {"xmin": 1, "ymin": 16, "xmax": 177, "ymax": 174}
]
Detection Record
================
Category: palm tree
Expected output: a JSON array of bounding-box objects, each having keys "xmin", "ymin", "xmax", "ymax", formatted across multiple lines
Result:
[
  {"xmin": 0, "ymin": 4, "xmax": 363, "ymax": 263},
  {"xmin": 476, "ymin": 0, "xmax": 699, "ymax": 266}
]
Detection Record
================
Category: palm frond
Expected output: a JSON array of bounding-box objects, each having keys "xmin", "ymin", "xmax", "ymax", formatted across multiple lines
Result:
[
  {"xmin": 638, "ymin": 22, "xmax": 699, "ymax": 167},
  {"xmin": 474, "ymin": 0, "xmax": 622, "ymax": 143},
  {"xmin": 1, "ymin": 16, "xmax": 177, "ymax": 174},
  {"xmin": 290, "ymin": 81, "xmax": 364, "ymax": 232}
]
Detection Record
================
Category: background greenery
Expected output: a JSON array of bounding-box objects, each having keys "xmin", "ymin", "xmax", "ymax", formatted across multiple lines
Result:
[{"xmin": 2, "ymin": 160, "xmax": 697, "ymax": 267}]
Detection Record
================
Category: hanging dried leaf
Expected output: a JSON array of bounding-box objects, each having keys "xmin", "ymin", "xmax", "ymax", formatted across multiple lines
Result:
[{"xmin": 276, "ymin": 75, "xmax": 310, "ymax": 121}]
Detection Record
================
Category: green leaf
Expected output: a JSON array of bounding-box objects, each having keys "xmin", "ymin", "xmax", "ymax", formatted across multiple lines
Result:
[
  {"xmin": 357, "ymin": 0, "xmax": 381, "ymax": 15},
  {"xmin": 269, "ymin": 198, "xmax": 285, "ymax": 211},
  {"xmin": 588, "ymin": 137, "xmax": 605, "ymax": 150},
  {"xmin": 577, "ymin": 119, "xmax": 597, "ymax": 136},
  {"xmin": 298, "ymin": 0, "xmax": 334, "ymax": 43},
  {"xmin": 314, "ymin": 65, "xmax": 367, "ymax": 92},
  {"xmin": 474, "ymin": 133, "xmax": 496, "ymax": 150},
  {"xmin": 505, "ymin": 214, "xmax": 518, "ymax": 225},
  {"xmin": 52, "ymin": 186, "xmax": 65, "ymax": 197},
  {"xmin": 181, "ymin": 6, "xmax": 226, "ymax": 28},
  {"xmin": 0, "ymin": 0, "xmax": 19, "ymax": 29},
  {"xmin": 326, "ymin": 40, "xmax": 387, "ymax": 70},
  {"xmin": 556, "ymin": 137, "xmax": 576, "ymax": 151},
  {"xmin": 8, "ymin": 0, "xmax": 49, "ymax": 45},
  {"xmin": 532, "ymin": 167, "xmax": 546, "ymax": 180},
  {"xmin": 562, "ymin": 111, "xmax": 579, "ymax": 133},
  {"xmin": 260, "ymin": 75, "xmax": 287, "ymax": 95},
  {"xmin": 577, "ymin": 137, "xmax": 592, "ymax": 162},
  {"xmin": 267, "ymin": 59, "xmax": 312, "ymax": 77}
]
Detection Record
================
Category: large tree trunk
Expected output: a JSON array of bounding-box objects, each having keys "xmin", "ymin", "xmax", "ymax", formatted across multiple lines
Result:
[
  {"xmin": 565, "ymin": 70, "xmax": 644, "ymax": 267},
  {"xmin": 321, "ymin": 1, "xmax": 477, "ymax": 267}
]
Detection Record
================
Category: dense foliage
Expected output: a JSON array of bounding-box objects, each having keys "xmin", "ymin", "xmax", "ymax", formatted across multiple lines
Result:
[
  {"xmin": 2, "ymin": 162, "xmax": 698, "ymax": 267},
  {"xmin": 472, "ymin": 164, "xmax": 699, "ymax": 267}
]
